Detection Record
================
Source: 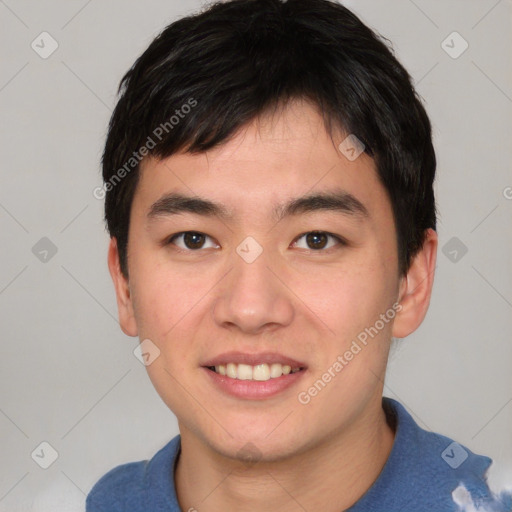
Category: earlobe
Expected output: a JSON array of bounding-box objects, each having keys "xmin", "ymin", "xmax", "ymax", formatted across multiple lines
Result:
[
  {"xmin": 107, "ymin": 237, "xmax": 138, "ymax": 337},
  {"xmin": 392, "ymin": 228, "xmax": 438, "ymax": 339}
]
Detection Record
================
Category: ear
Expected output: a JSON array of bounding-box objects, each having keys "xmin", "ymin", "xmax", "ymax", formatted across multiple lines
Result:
[
  {"xmin": 392, "ymin": 228, "xmax": 438, "ymax": 339},
  {"xmin": 107, "ymin": 237, "xmax": 138, "ymax": 337}
]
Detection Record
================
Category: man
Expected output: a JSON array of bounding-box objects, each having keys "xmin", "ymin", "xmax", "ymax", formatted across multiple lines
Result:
[{"xmin": 87, "ymin": 0, "xmax": 511, "ymax": 510}]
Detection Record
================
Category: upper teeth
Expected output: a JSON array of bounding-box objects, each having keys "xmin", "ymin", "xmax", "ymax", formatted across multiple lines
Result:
[{"xmin": 214, "ymin": 363, "xmax": 301, "ymax": 381}]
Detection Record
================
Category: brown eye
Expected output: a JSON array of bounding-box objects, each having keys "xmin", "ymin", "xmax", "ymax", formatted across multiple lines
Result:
[
  {"xmin": 293, "ymin": 231, "xmax": 344, "ymax": 251},
  {"xmin": 167, "ymin": 232, "xmax": 218, "ymax": 250},
  {"xmin": 183, "ymin": 232, "xmax": 205, "ymax": 249},
  {"xmin": 306, "ymin": 232, "xmax": 328, "ymax": 249}
]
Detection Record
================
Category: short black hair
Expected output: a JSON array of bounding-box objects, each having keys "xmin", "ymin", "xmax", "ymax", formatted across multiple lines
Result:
[{"xmin": 101, "ymin": 0, "xmax": 436, "ymax": 278}]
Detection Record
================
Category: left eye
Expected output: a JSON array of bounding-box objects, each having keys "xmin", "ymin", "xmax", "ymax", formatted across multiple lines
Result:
[
  {"xmin": 167, "ymin": 232, "xmax": 219, "ymax": 250},
  {"xmin": 292, "ymin": 231, "xmax": 344, "ymax": 251}
]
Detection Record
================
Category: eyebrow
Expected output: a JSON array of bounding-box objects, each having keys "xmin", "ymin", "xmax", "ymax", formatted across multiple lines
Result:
[{"xmin": 147, "ymin": 189, "xmax": 369, "ymax": 223}]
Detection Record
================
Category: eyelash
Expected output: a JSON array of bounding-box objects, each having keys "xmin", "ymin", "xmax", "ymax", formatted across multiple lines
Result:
[{"xmin": 165, "ymin": 231, "xmax": 347, "ymax": 253}]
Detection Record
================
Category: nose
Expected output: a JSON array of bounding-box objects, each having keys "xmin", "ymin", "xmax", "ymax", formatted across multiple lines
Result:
[{"xmin": 212, "ymin": 247, "xmax": 294, "ymax": 335}]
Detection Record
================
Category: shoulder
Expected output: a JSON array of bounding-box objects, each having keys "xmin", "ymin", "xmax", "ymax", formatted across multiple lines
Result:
[
  {"xmin": 86, "ymin": 460, "xmax": 147, "ymax": 511},
  {"xmin": 386, "ymin": 398, "xmax": 492, "ymax": 479},
  {"xmin": 351, "ymin": 398, "xmax": 511, "ymax": 511},
  {"xmin": 86, "ymin": 436, "xmax": 181, "ymax": 512}
]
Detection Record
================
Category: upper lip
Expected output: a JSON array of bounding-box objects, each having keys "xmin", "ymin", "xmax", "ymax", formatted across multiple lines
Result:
[{"xmin": 202, "ymin": 351, "xmax": 307, "ymax": 368}]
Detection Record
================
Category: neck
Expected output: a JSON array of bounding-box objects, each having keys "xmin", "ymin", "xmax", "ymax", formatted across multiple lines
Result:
[{"xmin": 175, "ymin": 397, "xmax": 395, "ymax": 512}]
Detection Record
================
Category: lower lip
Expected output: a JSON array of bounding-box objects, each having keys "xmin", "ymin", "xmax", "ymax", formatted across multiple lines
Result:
[{"xmin": 202, "ymin": 367, "xmax": 307, "ymax": 399}]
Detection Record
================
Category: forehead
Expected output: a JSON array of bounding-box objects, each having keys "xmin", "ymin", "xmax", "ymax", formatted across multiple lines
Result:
[{"xmin": 133, "ymin": 100, "xmax": 391, "ymax": 224}]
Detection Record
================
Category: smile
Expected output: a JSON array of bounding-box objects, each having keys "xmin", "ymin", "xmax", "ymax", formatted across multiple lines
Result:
[{"xmin": 207, "ymin": 363, "xmax": 303, "ymax": 381}]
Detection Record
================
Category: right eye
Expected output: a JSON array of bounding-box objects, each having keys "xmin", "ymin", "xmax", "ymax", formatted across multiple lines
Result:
[{"xmin": 166, "ymin": 231, "xmax": 219, "ymax": 251}]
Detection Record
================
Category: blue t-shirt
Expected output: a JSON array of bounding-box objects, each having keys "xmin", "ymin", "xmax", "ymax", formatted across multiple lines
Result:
[{"xmin": 86, "ymin": 397, "xmax": 511, "ymax": 511}]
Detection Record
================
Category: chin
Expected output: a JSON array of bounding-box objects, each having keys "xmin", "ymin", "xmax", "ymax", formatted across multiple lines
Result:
[{"xmin": 203, "ymin": 420, "xmax": 315, "ymax": 463}]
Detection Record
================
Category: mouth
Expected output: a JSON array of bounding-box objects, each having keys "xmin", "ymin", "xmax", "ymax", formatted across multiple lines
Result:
[
  {"xmin": 201, "ymin": 352, "xmax": 307, "ymax": 398},
  {"xmin": 205, "ymin": 363, "xmax": 304, "ymax": 381}
]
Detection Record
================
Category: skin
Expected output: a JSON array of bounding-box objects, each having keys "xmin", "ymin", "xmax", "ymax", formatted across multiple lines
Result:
[{"xmin": 108, "ymin": 98, "xmax": 437, "ymax": 511}]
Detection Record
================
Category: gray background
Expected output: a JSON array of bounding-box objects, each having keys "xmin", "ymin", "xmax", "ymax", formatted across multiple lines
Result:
[{"xmin": 1, "ymin": 0, "xmax": 511, "ymax": 510}]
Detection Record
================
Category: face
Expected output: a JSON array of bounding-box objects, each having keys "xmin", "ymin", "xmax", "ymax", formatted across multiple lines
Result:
[{"xmin": 110, "ymin": 99, "xmax": 424, "ymax": 462}]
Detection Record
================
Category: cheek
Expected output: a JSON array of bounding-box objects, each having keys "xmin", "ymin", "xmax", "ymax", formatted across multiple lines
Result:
[
  {"xmin": 302, "ymin": 261, "xmax": 394, "ymax": 341},
  {"xmin": 129, "ymin": 258, "xmax": 203, "ymax": 339},
  {"xmin": 129, "ymin": 260, "xmax": 216, "ymax": 394}
]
